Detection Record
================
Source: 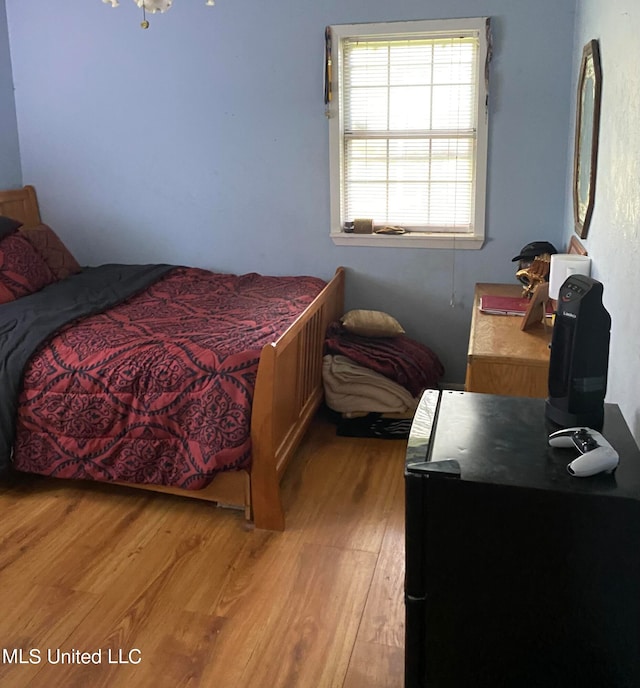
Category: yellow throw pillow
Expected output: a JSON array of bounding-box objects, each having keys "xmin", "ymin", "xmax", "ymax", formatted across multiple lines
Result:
[{"xmin": 341, "ymin": 309, "xmax": 405, "ymax": 338}]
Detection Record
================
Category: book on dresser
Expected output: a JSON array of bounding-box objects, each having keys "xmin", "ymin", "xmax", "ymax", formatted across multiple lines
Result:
[{"xmin": 479, "ymin": 293, "xmax": 554, "ymax": 317}]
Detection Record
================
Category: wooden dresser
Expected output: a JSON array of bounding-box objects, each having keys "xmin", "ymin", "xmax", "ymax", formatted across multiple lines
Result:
[{"xmin": 465, "ymin": 283, "xmax": 552, "ymax": 398}]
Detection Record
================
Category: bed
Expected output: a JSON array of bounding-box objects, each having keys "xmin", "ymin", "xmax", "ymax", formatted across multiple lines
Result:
[{"xmin": 0, "ymin": 185, "xmax": 344, "ymax": 530}]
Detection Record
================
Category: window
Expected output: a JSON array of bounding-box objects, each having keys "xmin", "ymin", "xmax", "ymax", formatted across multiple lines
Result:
[{"xmin": 328, "ymin": 18, "xmax": 490, "ymax": 248}]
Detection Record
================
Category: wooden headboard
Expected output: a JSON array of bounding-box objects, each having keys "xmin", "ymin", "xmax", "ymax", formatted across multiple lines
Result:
[{"xmin": 0, "ymin": 185, "xmax": 42, "ymax": 229}]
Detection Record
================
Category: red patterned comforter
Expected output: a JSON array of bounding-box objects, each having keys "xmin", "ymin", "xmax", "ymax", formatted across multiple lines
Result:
[{"xmin": 13, "ymin": 267, "xmax": 325, "ymax": 488}]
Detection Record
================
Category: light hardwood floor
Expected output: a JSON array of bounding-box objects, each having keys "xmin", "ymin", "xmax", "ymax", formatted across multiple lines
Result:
[{"xmin": 0, "ymin": 413, "xmax": 407, "ymax": 687}]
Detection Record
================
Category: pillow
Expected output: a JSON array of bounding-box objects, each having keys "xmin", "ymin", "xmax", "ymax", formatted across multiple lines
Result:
[
  {"xmin": 341, "ymin": 309, "xmax": 405, "ymax": 338},
  {"xmin": 20, "ymin": 223, "xmax": 81, "ymax": 280},
  {"xmin": 0, "ymin": 233, "xmax": 57, "ymax": 304},
  {"xmin": 0, "ymin": 215, "xmax": 23, "ymax": 241}
]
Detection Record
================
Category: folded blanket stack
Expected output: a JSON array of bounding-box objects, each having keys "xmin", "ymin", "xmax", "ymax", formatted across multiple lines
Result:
[
  {"xmin": 323, "ymin": 319, "xmax": 444, "ymax": 418},
  {"xmin": 323, "ymin": 355, "xmax": 419, "ymax": 416}
]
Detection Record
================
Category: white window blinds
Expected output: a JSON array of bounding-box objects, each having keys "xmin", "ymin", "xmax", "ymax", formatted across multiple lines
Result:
[{"xmin": 341, "ymin": 32, "xmax": 479, "ymax": 232}]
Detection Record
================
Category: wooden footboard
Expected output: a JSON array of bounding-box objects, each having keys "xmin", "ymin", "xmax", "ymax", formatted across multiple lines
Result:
[{"xmin": 250, "ymin": 267, "xmax": 345, "ymax": 530}]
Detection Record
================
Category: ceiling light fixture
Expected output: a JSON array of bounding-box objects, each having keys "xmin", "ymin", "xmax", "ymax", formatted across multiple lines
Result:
[{"xmin": 102, "ymin": 0, "xmax": 215, "ymax": 29}]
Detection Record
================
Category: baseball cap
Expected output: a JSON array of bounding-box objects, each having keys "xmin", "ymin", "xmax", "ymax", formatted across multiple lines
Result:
[{"xmin": 511, "ymin": 241, "xmax": 558, "ymax": 262}]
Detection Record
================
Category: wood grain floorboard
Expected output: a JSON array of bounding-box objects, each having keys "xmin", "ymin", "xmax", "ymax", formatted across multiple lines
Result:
[
  {"xmin": 284, "ymin": 426, "xmax": 406, "ymax": 553},
  {"xmin": 354, "ymin": 473, "xmax": 406, "ymax": 648},
  {"xmin": 343, "ymin": 640, "xmax": 404, "ymax": 688},
  {"xmin": 0, "ymin": 413, "xmax": 408, "ymax": 687},
  {"xmin": 236, "ymin": 543, "xmax": 377, "ymax": 688},
  {"xmin": 0, "ymin": 584, "xmax": 101, "ymax": 687}
]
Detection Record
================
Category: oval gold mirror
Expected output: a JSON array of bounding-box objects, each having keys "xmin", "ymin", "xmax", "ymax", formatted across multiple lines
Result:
[{"xmin": 573, "ymin": 39, "xmax": 602, "ymax": 239}]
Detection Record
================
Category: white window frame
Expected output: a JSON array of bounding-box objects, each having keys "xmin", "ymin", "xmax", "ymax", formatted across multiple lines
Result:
[{"xmin": 328, "ymin": 17, "xmax": 490, "ymax": 249}]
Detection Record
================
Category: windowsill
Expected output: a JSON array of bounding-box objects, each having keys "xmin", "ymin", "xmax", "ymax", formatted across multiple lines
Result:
[{"xmin": 330, "ymin": 232, "xmax": 485, "ymax": 249}]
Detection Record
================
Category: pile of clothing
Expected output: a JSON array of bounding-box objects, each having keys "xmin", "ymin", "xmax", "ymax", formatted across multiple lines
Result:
[{"xmin": 322, "ymin": 311, "xmax": 444, "ymax": 436}]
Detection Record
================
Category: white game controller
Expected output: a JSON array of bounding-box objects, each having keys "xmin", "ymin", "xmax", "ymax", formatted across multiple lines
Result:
[{"xmin": 548, "ymin": 427, "xmax": 619, "ymax": 477}]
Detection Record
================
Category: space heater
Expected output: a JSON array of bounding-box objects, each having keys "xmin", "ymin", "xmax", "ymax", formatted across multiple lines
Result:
[{"xmin": 545, "ymin": 274, "xmax": 611, "ymax": 429}]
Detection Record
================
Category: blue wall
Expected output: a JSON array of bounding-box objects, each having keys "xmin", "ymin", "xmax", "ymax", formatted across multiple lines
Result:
[
  {"xmin": 562, "ymin": 0, "xmax": 640, "ymax": 440},
  {"xmin": 5, "ymin": 0, "xmax": 576, "ymax": 383},
  {"xmin": 0, "ymin": 0, "xmax": 20, "ymax": 187}
]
